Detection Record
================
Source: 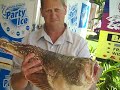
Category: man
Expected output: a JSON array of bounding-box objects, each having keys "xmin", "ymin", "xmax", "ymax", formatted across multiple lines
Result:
[{"xmin": 10, "ymin": 0, "xmax": 91, "ymax": 90}]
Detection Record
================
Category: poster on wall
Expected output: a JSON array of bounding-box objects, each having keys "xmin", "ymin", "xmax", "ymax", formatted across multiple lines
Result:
[
  {"xmin": 0, "ymin": 0, "xmax": 37, "ymax": 90},
  {"xmin": 96, "ymin": 0, "xmax": 120, "ymax": 62},
  {"xmin": 66, "ymin": 0, "xmax": 91, "ymax": 38},
  {"xmin": 101, "ymin": 0, "xmax": 120, "ymax": 32}
]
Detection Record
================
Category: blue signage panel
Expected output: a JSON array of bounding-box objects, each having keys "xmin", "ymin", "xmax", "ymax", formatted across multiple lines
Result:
[{"xmin": 0, "ymin": 1, "xmax": 33, "ymax": 90}]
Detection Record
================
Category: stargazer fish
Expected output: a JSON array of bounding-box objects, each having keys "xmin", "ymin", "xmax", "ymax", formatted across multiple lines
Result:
[{"xmin": 0, "ymin": 38, "xmax": 102, "ymax": 90}]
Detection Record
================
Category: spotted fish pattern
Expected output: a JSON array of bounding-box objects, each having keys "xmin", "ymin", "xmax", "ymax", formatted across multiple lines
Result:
[{"xmin": 0, "ymin": 38, "xmax": 102, "ymax": 90}]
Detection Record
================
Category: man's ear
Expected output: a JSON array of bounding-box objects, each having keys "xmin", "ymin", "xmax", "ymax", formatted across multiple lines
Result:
[
  {"xmin": 64, "ymin": 5, "xmax": 67, "ymax": 15},
  {"xmin": 40, "ymin": 8, "xmax": 44, "ymax": 17}
]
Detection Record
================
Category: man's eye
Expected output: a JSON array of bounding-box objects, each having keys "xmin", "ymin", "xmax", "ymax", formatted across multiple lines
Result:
[
  {"xmin": 46, "ymin": 10, "xmax": 51, "ymax": 13},
  {"xmin": 55, "ymin": 9, "xmax": 60, "ymax": 12}
]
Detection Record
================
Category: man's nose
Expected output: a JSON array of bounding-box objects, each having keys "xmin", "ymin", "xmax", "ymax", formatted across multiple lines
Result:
[{"xmin": 50, "ymin": 10, "xmax": 57, "ymax": 18}]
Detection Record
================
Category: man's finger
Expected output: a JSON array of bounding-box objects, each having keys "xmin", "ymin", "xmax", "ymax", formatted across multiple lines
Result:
[
  {"xmin": 23, "ymin": 60, "xmax": 42, "ymax": 72},
  {"xmin": 25, "ymin": 66, "xmax": 43, "ymax": 76},
  {"xmin": 23, "ymin": 53, "xmax": 35, "ymax": 65}
]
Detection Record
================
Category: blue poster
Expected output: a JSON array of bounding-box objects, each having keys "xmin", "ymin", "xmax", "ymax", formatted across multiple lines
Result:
[
  {"xmin": 79, "ymin": 3, "xmax": 90, "ymax": 28},
  {"xmin": 0, "ymin": 70, "xmax": 11, "ymax": 90},
  {"xmin": 68, "ymin": 3, "xmax": 78, "ymax": 32},
  {"xmin": 0, "ymin": 3, "xmax": 30, "ymax": 40},
  {"xmin": 66, "ymin": 1, "xmax": 91, "ymax": 38},
  {"xmin": 0, "ymin": 1, "xmax": 34, "ymax": 90}
]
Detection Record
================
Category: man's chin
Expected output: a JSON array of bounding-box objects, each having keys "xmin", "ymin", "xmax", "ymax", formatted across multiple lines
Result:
[{"xmin": 50, "ymin": 22, "xmax": 60, "ymax": 26}]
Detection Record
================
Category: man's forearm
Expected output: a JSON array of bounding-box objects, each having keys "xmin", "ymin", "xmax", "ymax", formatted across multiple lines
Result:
[{"xmin": 10, "ymin": 72, "xmax": 28, "ymax": 90}]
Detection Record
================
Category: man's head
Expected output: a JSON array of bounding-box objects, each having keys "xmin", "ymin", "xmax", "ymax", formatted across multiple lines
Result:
[
  {"xmin": 40, "ymin": 0, "xmax": 67, "ymax": 27},
  {"xmin": 41, "ymin": 0, "xmax": 66, "ymax": 9}
]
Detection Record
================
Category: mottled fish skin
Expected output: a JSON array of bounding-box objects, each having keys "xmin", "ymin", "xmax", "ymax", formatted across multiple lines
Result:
[{"xmin": 0, "ymin": 38, "xmax": 102, "ymax": 90}]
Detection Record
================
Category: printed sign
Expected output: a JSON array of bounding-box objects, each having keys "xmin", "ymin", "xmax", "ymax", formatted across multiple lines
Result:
[
  {"xmin": 0, "ymin": 3, "xmax": 30, "ymax": 39},
  {"xmin": 96, "ymin": 30, "xmax": 120, "ymax": 61},
  {"xmin": 96, "ymin": 0, "xmax": 120, "ymax": 62},
  {"xmin": 0, "ymin": 0, "xmax": 37, "ymax": 90},
  {"xmin": 66, "ymin": 0, "xmax": 91, "ymax": 38},
  {"xmin": 101, "ymin": 0, "xmax": 120, "ymax": 32},
  {"xmin": 67, "ymin": 3, "xmax": 78, "ymax": 32},
  {"xmin": 0, "ymin": 70, "xmax": 11, "ymax": 90},
  {"xmin": 79, "ymin": 3, "xmax": 90, "ymax": 28}
]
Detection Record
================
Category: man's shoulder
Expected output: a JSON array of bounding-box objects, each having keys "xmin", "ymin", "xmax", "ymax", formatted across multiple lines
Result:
[
  {"xmin": 22, "ymin": 28, "xmax": 43, "ymax": 44},
  {"xmin": 68, "ymin": 30, "xmax": 86, "ymax": 42},
  {"xmin": 30, "ymin": 28, "xmax": 42, "ymax": 36},
  {"xmin": 29, "ymin": 28, "xmax": 43, "ymax": 38}
]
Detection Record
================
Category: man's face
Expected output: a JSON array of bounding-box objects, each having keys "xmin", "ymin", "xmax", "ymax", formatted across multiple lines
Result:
[{"xmin": 41, "ymin": 0, "xmax": 67, "ymax": 26}]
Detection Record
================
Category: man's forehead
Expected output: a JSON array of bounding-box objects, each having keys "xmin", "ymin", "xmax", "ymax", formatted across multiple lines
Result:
[
  {"xmin": 42, "ymin": 0, "xmax": 64, "ymax": 9},
  {"xmin": 44, "ymin": 0, "xmax": 61, "ymax": 2},
  {"xmin": 43, "ymin": 0, "xmax": 62, "ymax": 4},
  {"xmin": 43, "ymin": 0, "xmax": 63, "ymax": 6}
]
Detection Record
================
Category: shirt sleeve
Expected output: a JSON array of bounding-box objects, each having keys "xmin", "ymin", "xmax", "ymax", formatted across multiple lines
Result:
[
  {"xmin": 77, "ymin": 39, "xmax": 90, "ymax": 58},
  {"xmin": 10, "ymin": 56, "xmax": 23, "ymax": 75}
]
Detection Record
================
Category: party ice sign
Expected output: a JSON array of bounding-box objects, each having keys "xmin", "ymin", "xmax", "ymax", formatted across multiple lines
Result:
[
  {"xmin": 96, "ymin": 0, "xmax": 120, "ymax": 62},
  {"xmin": 0, "ymin": 0, "xmax": 37, "ymax": 90},
  {"xmin": 0, "ymin": 3, "xmax": 30, "ymax": 39}
]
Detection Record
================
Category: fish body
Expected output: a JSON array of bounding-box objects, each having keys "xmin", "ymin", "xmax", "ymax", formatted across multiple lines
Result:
[{"xmin": 0, "ymin": 38, "xmax": 102, "ymax": 90}]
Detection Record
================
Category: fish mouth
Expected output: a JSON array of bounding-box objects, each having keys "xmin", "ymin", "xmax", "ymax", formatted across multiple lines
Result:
[
  {"xmin": 92, "ymin": 62, "xmax": 102, "ymax": 82},
  {"xmin": 93, "ymin": 62, "xmax": 99, "ymax": 77}
]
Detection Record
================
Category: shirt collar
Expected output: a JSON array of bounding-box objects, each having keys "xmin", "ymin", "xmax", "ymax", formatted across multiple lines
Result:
[
  {"xmin": 37, "ymin": 25, "xmax": 52, "ymax": 42},
  {"xmin": 37, "ymin": 24, "xmax": 73, "ymax": 44}
]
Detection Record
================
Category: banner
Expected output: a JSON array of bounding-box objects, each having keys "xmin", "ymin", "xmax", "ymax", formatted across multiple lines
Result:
[
  {"xmin": 101, "ymin": 0, "xmax": 120, "ymax": 32},
  {"xmin": 66, "ymin": 0, "xmax": 91, "ymax": 38},
  {"xmin": 96, "ymin": 0, "xmax": 120, "ymax": 62},
  {"xmin": 0, "ymin": 0, "xmax": 37, "ymax": 89}
]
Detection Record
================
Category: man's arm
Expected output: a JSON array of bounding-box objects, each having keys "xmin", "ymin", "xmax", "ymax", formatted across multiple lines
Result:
[
  {"xmin": 77, "ymin": 38, "xmax": 91, "ymax": 58},
  {"xmin": 11, "ymin": 53, "xmax": 53, "ymax": 90},
  {"xmin": 77, "ymin": 39, "xmax": 97, "ymax": 90},
  {"xmin": 10, "ymin": 72, "xmax": 28, "ymax": 90}
]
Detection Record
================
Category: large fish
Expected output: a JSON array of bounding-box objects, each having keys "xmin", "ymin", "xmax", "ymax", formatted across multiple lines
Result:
[{"xmin": 0, "ymin": 38, "xmax": 102, "ymax": 90}]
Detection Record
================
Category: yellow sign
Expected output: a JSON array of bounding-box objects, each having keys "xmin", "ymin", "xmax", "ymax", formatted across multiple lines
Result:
[{"xmin": 96, "ymin": 30, "xmax": 120, "ymax": 62}]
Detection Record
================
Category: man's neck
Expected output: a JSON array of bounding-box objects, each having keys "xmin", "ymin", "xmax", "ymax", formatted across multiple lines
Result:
[{"xmin": 44, "ymin": 24, "xmax": 66, "ymax": 43}]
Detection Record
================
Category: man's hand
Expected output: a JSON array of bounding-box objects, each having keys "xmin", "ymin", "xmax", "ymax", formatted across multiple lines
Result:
[
  {"xmin": 22, "ymin": 53, "xmax": 53, "ymax": 90},
  {"xmin": 22, "ymin": 53, "xmax": 43, "ymax": 77}
]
